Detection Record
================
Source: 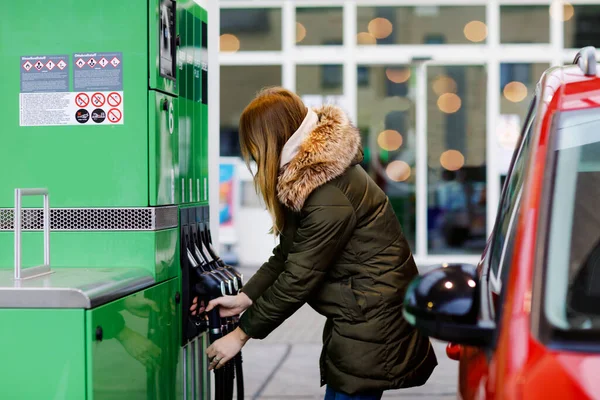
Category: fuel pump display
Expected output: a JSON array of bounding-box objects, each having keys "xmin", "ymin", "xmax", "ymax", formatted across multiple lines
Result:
[{"xmin": 0, "ymin": 0, "xmax": 230, "ymax": 399}]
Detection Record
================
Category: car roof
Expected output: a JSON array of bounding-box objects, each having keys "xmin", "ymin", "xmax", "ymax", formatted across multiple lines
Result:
[{"xmin": 539, "ymin": 48, "xmax": 600, "ymax": 113}]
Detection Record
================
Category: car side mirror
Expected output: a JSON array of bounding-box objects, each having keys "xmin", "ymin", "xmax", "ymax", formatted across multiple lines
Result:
[{"xmin": 403, "ymin": 264, "xmax": 495, "ymax": 346}]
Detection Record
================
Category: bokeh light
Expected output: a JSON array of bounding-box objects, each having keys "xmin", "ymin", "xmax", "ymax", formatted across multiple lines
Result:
[
  {"xmin": 550, "ymin": 1, "xmax": 574, "ymax": 21},
  {"xmin": 386, "ymin": 68, "xmax": 411, "ymax": 83},
  {"xmin": 220, "ymin": 34, "xmax": 240, "ymax": 52},
  {"xmin": 377, "ymin": 130, "xmax": 403, "ymax": 151},
  {"xmin": 368, "ymin": 18, "xmax": 393, "ymax": 39},
  {"xmin": 296, "ymin": 22, "xmax": 307, "ymax": 43},
  {"xmin": 440, "ymin": 150, "xmax": 465, "ymax": 171},
  {"xmin": 386, "ymin": 161, "xmax": 411, "ymax": 182},
  {"xmin": 357, "ymin": 32, "xmax": 376, "ymax": 45},
  {"xmin": 432, "ymin": 75, "xmax": 458, "ymax": 95},
  {"xmin": 437, "ymin": 93, "xmax": 462, "ymax": 114},
  {"xmin": 503, "ymin": 81, "xmax": 528, "ymax": 103},
  {"xmin": 464, "ymin": 21, "xmax": 488, "ymax": 43}
]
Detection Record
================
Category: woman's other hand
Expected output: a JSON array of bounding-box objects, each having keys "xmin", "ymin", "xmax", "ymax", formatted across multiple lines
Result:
[
  {"xmin": 205, "ymin": 292, "xmax": 253, "ymax": 318},
  {"xmin": 206, "ymin": 327, "xmax": 250, "ymax": 370}
]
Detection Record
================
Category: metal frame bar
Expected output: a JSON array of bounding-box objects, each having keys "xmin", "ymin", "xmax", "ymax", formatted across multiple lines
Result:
[{"xmin": 14, "ymin": 188, "xmax": 51, "ymax": 280}]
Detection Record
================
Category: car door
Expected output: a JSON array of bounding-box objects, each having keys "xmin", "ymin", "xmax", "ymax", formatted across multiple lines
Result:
[{"xmin": 458, "ymin": 95, "xmax": 538, "ymax": 399}]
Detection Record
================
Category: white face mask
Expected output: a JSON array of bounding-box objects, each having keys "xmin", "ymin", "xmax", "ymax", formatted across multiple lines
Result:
[{"xmin": 279, "ymin": 108, "xmax": 319, "ymax": 168}]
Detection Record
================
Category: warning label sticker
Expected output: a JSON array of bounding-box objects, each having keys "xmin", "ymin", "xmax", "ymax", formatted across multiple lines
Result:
[
  {"xmin": 19, "ymin": 91, "xmax": 124, "ymax": 127},
  {"xmin": 20, "ymin": 55, "xmax": 69, "ymax": 93},
  {"xmin": 73, "ymin": 52, "xmax": 123, "ymax": 91}
]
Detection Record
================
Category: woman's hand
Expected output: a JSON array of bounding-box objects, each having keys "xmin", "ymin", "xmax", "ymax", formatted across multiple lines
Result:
[
  {"xmin": 205, "ymin": 292, "xmax": 253, "ymax": 318},
  {"xmin": 206, "ymin": 327, "xmax": 250, "ymax": 370}
]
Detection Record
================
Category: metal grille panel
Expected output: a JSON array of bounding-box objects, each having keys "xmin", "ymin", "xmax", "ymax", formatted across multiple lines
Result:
[{"xmin": 0, "ymin": 207, "xmax": 177, "ymax": 231}]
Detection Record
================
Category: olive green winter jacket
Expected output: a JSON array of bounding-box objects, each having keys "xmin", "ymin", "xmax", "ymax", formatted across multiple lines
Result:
[{"xmin": 239, "ymin": 105, "xmax": 437, "ymax": 395}]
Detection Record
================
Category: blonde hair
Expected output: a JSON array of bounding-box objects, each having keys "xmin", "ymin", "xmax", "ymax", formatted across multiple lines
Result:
[{"xmin": 239, "ymin": 87, "xmax": 308, "ymax": 235}]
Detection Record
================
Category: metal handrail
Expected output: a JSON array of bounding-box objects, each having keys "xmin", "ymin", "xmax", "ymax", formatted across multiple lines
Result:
[{"xmin": 14, "ymin": 188, "xmax": 52, "ymax": 280}]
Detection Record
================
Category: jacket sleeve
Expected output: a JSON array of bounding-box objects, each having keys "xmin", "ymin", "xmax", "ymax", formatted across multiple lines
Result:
[
  {"xmin": 240, "ymin": 243, "xmax": 286, "ymax": 302},
  {"xmin": 239, "ymin": 190, "xmax": 356, "ymax": 339}
]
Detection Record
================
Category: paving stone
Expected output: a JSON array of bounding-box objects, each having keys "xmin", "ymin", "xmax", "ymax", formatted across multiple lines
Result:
[
  {"xmin": 239, "ymin": 342, "xmax": 290, "ymax": 397},
  {"xmin": 260, "ymin": 344, "xmax": 326, "ymax": 398}
]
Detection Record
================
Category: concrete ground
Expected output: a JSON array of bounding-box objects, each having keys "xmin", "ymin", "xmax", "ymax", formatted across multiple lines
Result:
[{"xmin": 234, "ymin": 266, "xmax": 458, "ymax": 400}]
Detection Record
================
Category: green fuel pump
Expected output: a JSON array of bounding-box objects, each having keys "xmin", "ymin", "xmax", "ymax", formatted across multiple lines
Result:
[{"xmin": 0, "ymin": 0, "xmax": 217, "ymax": 398}]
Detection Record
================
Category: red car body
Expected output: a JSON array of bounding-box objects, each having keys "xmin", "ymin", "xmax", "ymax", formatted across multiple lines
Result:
[{"xmin": 452, "ymin": 54, "xmax": 600, "ymax": 399}]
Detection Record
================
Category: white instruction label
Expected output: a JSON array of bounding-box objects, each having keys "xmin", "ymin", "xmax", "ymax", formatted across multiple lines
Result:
[{"xmin": 19, "ymin": 91, "xmax": 124, "ymax": 126}]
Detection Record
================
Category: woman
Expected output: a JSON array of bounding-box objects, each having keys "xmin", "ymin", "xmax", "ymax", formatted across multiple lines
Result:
[{"xmin": 206, "ymin": 87, "xmax": 437, "ymax": 399}]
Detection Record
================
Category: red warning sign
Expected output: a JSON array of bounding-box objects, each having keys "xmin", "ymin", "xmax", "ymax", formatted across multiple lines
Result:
[
  {"xmin": 99, "ymin": 57, "xmax": 109, "ymax": 68},
  {"xmin": 75, "ymin": 58, "xmax": 85, "ymax": 68},
  {"xmin": 22, "ymin": 61, "xmax": 33, "ymax": 71},
  {"xmin": 107, "ymin": 92, "xmax": 122, "ymax": 107},
  {"xmin": 110, "ymin": 57, "xmax": 121, "ymax": 68},
  {"xmin": 91, "ymin": 92, "xmax": 105, "ymax": 107},
  {"xmin": 57, "ymin": 59, "xmax": 67, "ymax": 70},
  {"xmin": 45, "ymin": 60, "xmax": 55, "ymax": 71},
  {"xmin": 107, "ymin": 108, "xmax": 122, "ymax": 123},
  {"xmin": 75, "ymin": 93, "xmax": 90, "ymax": 107}
]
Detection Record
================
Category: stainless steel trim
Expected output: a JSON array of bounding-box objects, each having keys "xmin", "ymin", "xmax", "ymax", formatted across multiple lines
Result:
[
  {"xmin": 183, "ymin": 346, "xmax": 188, "ymax": 400},
  {"xmin": 14, "ymin": 188, "xmax": 52, "ymax": 280},
  {"xmin": 182, "ymin": 179, "xmax": 185, "ymax": 203},
  {"xmin": 0, "ymin": 267, "xmax": 154, "ymax": 308},
  {"xmin": 191, "ymin": 340, "xmax": 197, "ymax": 399},
  {"xmin": 0, "ymin": 206, "xmax": 178, "ymax": 231},
  {"xmin": 189, "ymin": 178, "xmax": 193, "ymax": 203},
  {"xmin": 210, "ymin": 328, "xmax": 220, "ymax": 335},
  {"xmin": 196, "ymin": 179, "xmax": 200, "ymax": 204}
]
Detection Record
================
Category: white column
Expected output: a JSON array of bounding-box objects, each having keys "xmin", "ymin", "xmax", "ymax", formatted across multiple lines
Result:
[
  {"xmin": 486, "ymin": 0, "xmax": 500, "ymax": 237},
  {"xmin": 550, "ymin": 0, "xmax": 565, "ymax": 67},
  {"xmin": 282, "ymin": 1, "xmax": 296, "ymax": 91},
  {"xmin": 415, "ymin": 63, "xmax": 428, "ymax": 260},
  {"xmin": 208, "ymin": 0, "xmax": 221, "ymax": 246},
  {"xmin": 343, "ymin": 1, "xmax": 358, "ymax": 122}
]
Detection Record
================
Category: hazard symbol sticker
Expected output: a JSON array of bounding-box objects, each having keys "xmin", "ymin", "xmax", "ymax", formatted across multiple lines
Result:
[
  {"xmin": 107, "ymin": 108, "xmax": 122, "ymax": 123},
  {"xmin": 20, "ymin": 55, "xmax": 69, "ymax": 94},
  {"xmin": 75, "ymin": 58, "xmax": 85, "ymax": 68},
  {"xmin": 91, "ymin": 92, "xmax": 105, "ymax": 107},
  {"xmin": 75, "ymin": 92, "xmax": 90, "ymax": 107},
  {"xmin": 73, "ymin": 52, "xmax": 122, "ymax": 91},
  {"xmin": 107, "ymin": 92, "xmax": 122, "ymax": 107}
]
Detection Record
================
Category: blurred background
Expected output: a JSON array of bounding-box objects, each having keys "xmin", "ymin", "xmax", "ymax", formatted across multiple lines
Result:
[{"xmin": 212, "ymin": 1, "xmax": 600, "ymax": 398}]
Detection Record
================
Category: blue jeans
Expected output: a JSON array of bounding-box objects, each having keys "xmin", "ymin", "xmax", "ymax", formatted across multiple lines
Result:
[{"xmin": 324, "ymin": 386, "xmax": 383, "ymax": 400}]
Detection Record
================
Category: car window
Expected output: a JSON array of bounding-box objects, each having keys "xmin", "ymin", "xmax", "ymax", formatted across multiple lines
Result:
[
  {"xmin": 488, "ymin": 98, "xmax": 537, "ymax": 296},
  {"xmin": 545, "ymin": 107, "xmax": 600, "ymax": 332}
]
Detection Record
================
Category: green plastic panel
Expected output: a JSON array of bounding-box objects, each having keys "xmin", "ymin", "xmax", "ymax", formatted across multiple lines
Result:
[
  {"xmin": 0, "ymin": 309, "xmax": 86, "ymax": 399},
  {"xmin": 0, "ymin": 229, "xmax": 178, "ymax": 282},
  {"xmin": 86, "ymin": 278, "xmax": 181, "ymax": 399},
  {"xmin": 149, "ymin": 91, "xmax": 179, "ymax": 206},
  {"xmin": 0, "ymin": 0, "xmax": 149, "ymax": 208}
]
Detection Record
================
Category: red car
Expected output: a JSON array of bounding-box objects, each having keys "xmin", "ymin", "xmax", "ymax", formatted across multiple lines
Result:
[{"xmin": 404, "ymin": 46, "xmax": 600, "ymax": 399}]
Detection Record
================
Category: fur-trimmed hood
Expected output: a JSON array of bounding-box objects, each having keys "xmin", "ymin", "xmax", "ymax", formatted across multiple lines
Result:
[{"xmin": 277, "ymin": 105, "xmax": 362, "ymax": 211}]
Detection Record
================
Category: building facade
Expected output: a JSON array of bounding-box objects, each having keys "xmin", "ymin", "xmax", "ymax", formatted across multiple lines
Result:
[{"xmin": 218, "ymin": 0, "xmax": 600, "ymax": 265}]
